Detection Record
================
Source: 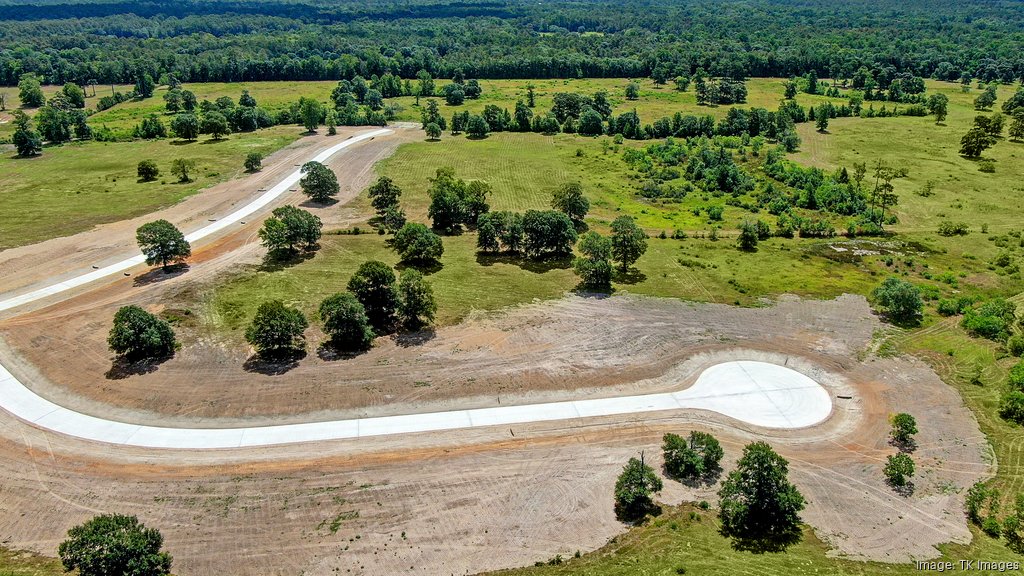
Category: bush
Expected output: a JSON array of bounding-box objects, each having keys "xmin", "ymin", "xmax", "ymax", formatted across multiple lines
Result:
[
  {"xmin": 871, "ymin": 277, "xmax": 923, "ymax": 325},
  {"xmin": 961, "ymin": 298, "xmax": 1017, "ymax": 341},
  {"xmin": 883, "ymin": 453, "xmax": 915, "ymax": 488},
  {"xmin": 244, "ymin": 300, "xmax": 308, "ymax": 358},
  {"xmin": 137, "ymin": 160, "xmax": 160, "ymax": 181},
  {"xmin": 1007, "ymin": 335, "xmax": 1024, "ymax": 357},
  {"xmin": 936, "ymin": 296, "xmax": 973, "ymax": 316},
  {"xmin": 393, "ymin": 222, "xmax": 444, "ymax": 264},
  {"xmin": 319, "ymin": 292, "xmax": 374, "ymax": 351},
  {"xmin": 1000, "ymin": 390, "xmax": 1024, "ymax": 424},
  {"xmin": 107, "ymin": 305, "xmax": 176, "ymax": 360},
  {"xmin": 244, "ymin": 152, "xmax": 263, "ymax": 172},
  {"xmin": 59, "ymin": 514, "xmax": 172, "ymax": 576},
  {"xmin": 937, "ymin": 221, "xmax": 969, "ymax": 236},
  {"xmin": 889, "ymin": 413, "xmax": 917, "ymax": 446}
]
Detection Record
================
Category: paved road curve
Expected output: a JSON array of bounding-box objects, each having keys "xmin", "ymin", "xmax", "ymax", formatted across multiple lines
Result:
[{"xmin": 0, "ymin": 127, "xmax": 832, "ymax": 449}]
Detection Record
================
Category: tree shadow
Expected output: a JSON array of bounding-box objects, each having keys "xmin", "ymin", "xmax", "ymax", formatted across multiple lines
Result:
[
  {"xmin": 133, "ymin": 263, "xmax": 190, "ymax": 286},
  {"xmin": 298, "ymin": 197, "xmax": 338, "ymax": 208},
  {"xmin": 316, "ymin": 341, "xmax": 370, "ymax": 361},
  {"xmin": 614, "ymin": 499, "xmax": 662, "ymax": 525},
  {"xmin": 392, "ymin": 329, "xmax": 437, "ymax": 348},
  {"xmin": 887, "ymin": 480, "xmax": 916, "ymax": 497},
  {"xmin": 663, "ymin": 465, "xmax": 723, "ymax": 488},
  {"xmin": 572, "ymin": 284, "xmax": 614, "ymax": 297},
  {"xmin": 889, "ymin": 437, "xmax": 917, "ymax": 454},
  {"xmin": 474, "ymin": 252, "xmax": 572, "ymax": 274},
  {"xmin": 395, "ymin": 260, "xmax": 444, "ymax": 276},
  {"xmin": 614, "ymin": 268, "xmax": 647, "ymax": 285},
  {"xmin": 169, "ymin": 139, "xmax": 197, "ymax": 146},
  {"xmin": 105, "ymin": 354, "xmax": 172, "ymax": 380},
  {"xmin": 258, "ymin": 250, "xmax": 317, "ymax": 272},
  {"xmin": 725, "ymin": 529, "xmax": 803, "ymax": 554},
  {"xmin": 242, "ymin": 350, "xmax": 306, "ymax": 375}
]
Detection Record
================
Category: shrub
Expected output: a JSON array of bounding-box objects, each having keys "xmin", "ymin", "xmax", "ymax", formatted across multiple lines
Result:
[
  {"xmin": 883, "ymin": 453, "xmax": 914, "ymax": 488},
  {"xmin": 1000, "ymin": 390, "xmax": 1024, "ymax": 424},
  {"xmin": 1009, "ymin": 362, "xmax": 1024, "ymax": 390},
  {"xmin": 107, "ymin": 305, "xmax": 176, "ymax": 360},
  {"xmin": 1007, "ymin": 335, "xmax": 1024, "ymax": 357},
  {"xmin": 889, "ymin": 412, "xmax": 917, "ymax": 446},
  {"xmin": 871, "ymin": 277, "xmax": 923, "ymax": 325},
  {"xmin": 393, "ymin": 222, "xmax": 444, "ymax": 264},
  {"xmin": 137, "ymin": 160, "xmax": 160, "ymax": 181},
  {"xmin": 614, "ymin": 457, "xmax": 663, "ymax": 521},
  {"xmin": 936, "ymin": 296, "xmax": 973, "ymax": 316},
  {"xmin": 937, "ymin": 221, "xmax": 969, "ymax": 236},
  {"xmin": 244, "ymin": 152, "xmax": 263, "ymax": 172},
  {"xmin": 245, "ymin": 300, "xmax": 308, "ymax": 358}
]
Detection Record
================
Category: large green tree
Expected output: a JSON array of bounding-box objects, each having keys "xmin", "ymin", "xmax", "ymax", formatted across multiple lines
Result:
[
  {"xmin": 522, "ymin": 210, "xmax": 578, "ymax": 259},
  {"xmin": 871, "ymin": 276, "xmax": 923, "ymax": 325},
  {"xmin": 609, "ymin": 216, "xmax": 648, "ymax": 272},
  {"xmin": 393, "ymin": 222, "xmax": 444, "ymax": 264},
  {"xmin": 319, "ymin": 292, "xmax": 375, "ymax": 351},
  {"xmin": 347, "ymin": 260, "xmax": 400, "ymax": 334},
  {"xmin": 58, "ymin": 514, "xmax": 172, "ymax": 576},
  {"xmin": 17, "ymin": 73, "xmax": 45, "ymax": 107},
  {"xmin": 245, "ymin": 300, "xmax": 308, "ymax": 358},
  {"xmin": 258, "ymin": 205, "xmax": 322, "ymax": 254},
  {"xmin": 12, "ymin": 110, "xmax": 42, "ymax": 156},
  {"xmin": 136, "ymin": 219, "xmax": 191, "ymax": 271},
  {"xmin": 551, "ymin": 182, "xmax": 590, "ymax": 230},
  {"xmin": 663, "ymin": 431, "xmax": 724, "ymax": 480},
  {"xmin": 614, "ymin": 456, "xmax": 663, "ymax": 521},
  {"xmin": 170, "ymin": 113, "xmax": 200, "ymax": 140},
  {"xmin": 107, "ymin": 305, "xmax": 177, "ymax": 360},
  {"xmin": 718, "ymin": 442, "xmax": 806, "ymax": 552},
  {"xmin": 573, "ymin": 231, "xmax": 613, "ymax": 289},
  {"xmin": 299, "ymin": 161, "xmax": 340, "ymax": 203},
  {"xmin": 397, "ymin": 269, "xmax": 437, "ymax": 330}
]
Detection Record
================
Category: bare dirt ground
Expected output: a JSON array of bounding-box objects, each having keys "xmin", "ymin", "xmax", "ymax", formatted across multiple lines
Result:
[
  {"xmin": 0, "ymin": 294, "xmax": 992, "ymax": 573},
  {"xmin": 0, "ymin": 124, "xmax": 418, "ymax": 315},
  {"xmin": 0, "ymin": 121, "xmax": 992, "ymax": 574}
]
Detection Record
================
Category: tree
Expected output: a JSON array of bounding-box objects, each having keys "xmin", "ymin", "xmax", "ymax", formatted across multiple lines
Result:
[
  {"xmin": 319, "ymin": 292, "xmax": 374, "ymax": 351},
  {"xmin": 368, "ymin": 176, "xmax": 402, "ymax": 219},
  {"xmin": 299, "ymin": 161, "xmax": 339, "ymax": 203},
  {"xmin": 134, "ymin": 73, "xmax": 156, "ymax": 99},
  {"xmin": 573, "ymin": 231, "xmax": 613, "ymax": 289},
  {"xmin": 36, "ymin": 106, "xmax": 73, "ymax": 143},
  {"xmin": 170, "ymin": 158, "xmax": 196, "ymax": 182},
  {"xmin": 170, "ymin": 113, "xmax": 200, "ymax": 140},
  {"xmin": 889, "ymin": 412, "xmax": 918, "ymax": 448},
  {"xmin": 464, "ymin": 79, "xmax": 482, "ymax": 99},
  {"xmin": 737, "ymin": 219, "xmax": 759, "ymax": 251},
  {"xmin": 1010, "ymin": 113, "xmax": 1024, "ymax": 142},
  {"xmin": 578, "ymin": 109, "xmax": 603, "ymax": 135},
  {"xmin": 718, "ymin": 442, "xmax": 806, "ymax": 553},
  {"xmin": 181, "ymin": 90, "xmax": 197, "ymax": 111},
  {"xmin": 522, "ymin": 210, "xmax": 578, "ymax": 259},
  {"xmin": 974, "ymin": 85, "xmax": 997, "ymax": 110},
  {"xmin": 12, "ymin": 110, "xmax": 43, "ymax": 157},
  {"xmin": 244, "ymin": 152, "xmax": 263, "ymax": 172},
  {"xmin": 137, "ymin": 160, "xmax": 159, "ymax": 181},
  {"xmin": 62, "ymin": 82, "xmax": 86, "ymax": 108},
  {"xmin": 298, "ymin": 97, "xmax": 323, "ymax": 132},
  {"xmin": 466, "ymin": 114, "xmax": 490, "ymax": 138},
  {"xmin": 871, "ymin": 277, "xmax": 923, "ymax": 325},
  {"xmin": 625, "ymin": 82, "xmax": 640, "ymax": 101},
  {"xmin": 425, "ymin": 122, "xmax": 441, "ymax": 140},
  {"xmin": 201, "ymin": 111, "xmax": 230, "ymax": 139},
  {"xmin": 551, "ymin": 182, "xmax": 590, "ymax": 230},
  {"xmin": 815, "ymin": 105, "xmax": 829, "ymax": 132},
  {"xmin": 421, "ymin": 99, "xmax": 446, "ymax": 130},
  {"xmin": 258, "ymin": 205, "xmax": 322, "ymax": 254},
  {"xmin": 675, "ymin": 76, "xmax": 691, "ymax": 92},
  {"xmin": 58, "ymin": 514, "xmax": 171, "ymax": 576},
  {"xmin": 393, "ymin": 222, "xmax": 444, "ymax": 264},
  {"xmin": 325, "ymin": 109, "xmax": 337, "ymax": 135},
  {"xmin": 614, "ymin": 456, "xmax": 663, "ymax": 521},
  {"xmin": 883, "ymin": 453, "xmax": 915, "ymax": 489},
  {"xmin": 426, "ymin": 167, "xmax": 490, "ymax": 233},
  {"xmin": 663, "ymin": 431, "xmax": 724, "ymax": 479},
  {"xmin": 927, "ymin": 93, "xmax": 949, "ymax": 123},
  {"xmin": 245, "ymin": 300, "xmax": 308, "ymax": 358},
  {"xmin": 416, "ymin": 70, "xmax": 435, "ymax": 98},
  {"xmin": 135, "ymin": 115, "xmax": 167, "ymax": 139},
  {"xmin": 18, "ymin": 73, "xmax": 45, "ymax": 107},
  {"xmin": 239, "ymin": 89, "xmax": 257, "ymax": 107},
  {"xmin": 784, "ymin": 80, "xmax": 797, "ymax": 100},
  {"xmin": 444, "ymin": 85, "xmax": 466, "ymax": 106},
  {"xmin": 804, "ymin": 69, "xmax": 819, "ymax": 95},
  {"xmin": 347, "ymin": 260, "xmax": 400, "ymax": 334},
  {"xmin": 107, "ymin": 305, "xmax": 177, "ymax": 361},
  {"xmin": 610, "ymin": 216, "xmax": 648, "ymax": 272},
  {"xmin": 136, "ymin": 219, "xmax": 191, "ymax": 271},
  {"xmin": 397, "ymin": 269, "xmax": 437, "ymax": 330}
]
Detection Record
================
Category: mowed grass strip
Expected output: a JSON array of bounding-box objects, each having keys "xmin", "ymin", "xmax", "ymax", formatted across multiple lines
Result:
[{"xmin": 0, "ymin": 127, "xmax": 298, "ymax": 249}]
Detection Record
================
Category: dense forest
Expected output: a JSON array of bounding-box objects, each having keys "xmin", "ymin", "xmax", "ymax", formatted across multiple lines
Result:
[{"xmin": 1, "ymin": 0, "xmax": 1023, "ymax": 86}]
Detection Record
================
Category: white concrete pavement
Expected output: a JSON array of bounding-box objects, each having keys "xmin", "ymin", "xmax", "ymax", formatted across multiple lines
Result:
[
  {"xmin": 0, "ymin": 125, "xmax": 833, "ymax": 449},
  {"xmin": 0, "ymin": 360, "xmax": 832, "ymax": 449},
  {"xmin": 0, "ymin": 128, "xmax": 393, "ymax": 313}
]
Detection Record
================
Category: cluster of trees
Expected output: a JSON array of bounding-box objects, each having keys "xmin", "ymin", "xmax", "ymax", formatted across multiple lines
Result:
[
  {"xmin": 883, "ymin": 413, "xmax": 917, "ymax": 491},
  {"xmin": 426, "ymin": 167, "xmax": 491, "ymax": 234},
  {"xmin": 4, "ymin": 0, "xmax": 1023, "ymax": 89},
  {"xmin": 614, "ymin": 437, "xmax": 806, "ymax": 553},
  {"xmin": 961, "ymin": 87, "xmax": 1024, "ymax": 157},
  {"xmin": 573, "ymin": 216, "xmax": 648, "ymax": 288},
  {"xmin": 966, "ymin": 482, "xmax": 1024, "ymax": 551}
]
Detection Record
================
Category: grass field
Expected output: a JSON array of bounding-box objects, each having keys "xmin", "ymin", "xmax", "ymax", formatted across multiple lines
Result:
[
  {"xmin": 0, "ymin": 127, "xmax": 299, "ymax": 249},
  {"xmin": 0, "ymin": 546, "xmax": 63, "ymax": 576}
]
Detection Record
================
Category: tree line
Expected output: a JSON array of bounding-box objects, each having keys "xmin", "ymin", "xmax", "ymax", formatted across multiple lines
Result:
[{"xmin": 2, "ymin": 0, "xmax": 1023, "ymax": 86}]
